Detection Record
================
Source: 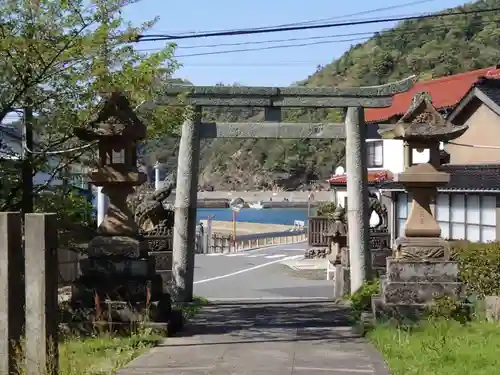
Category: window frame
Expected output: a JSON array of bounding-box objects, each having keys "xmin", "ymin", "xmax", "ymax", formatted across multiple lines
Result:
[
  {"xmin": 366, "ymin": 140, "xmax": 384, "ymax": 169},
  {"xmin": 395, "ymin": 192, "xmax": 497, "ymax": 242}
]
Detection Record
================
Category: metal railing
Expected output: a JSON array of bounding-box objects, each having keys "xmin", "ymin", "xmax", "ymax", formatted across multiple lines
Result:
[{"xmin": 197, "ymin": 229, "xmax": 307, "ymax": 254}]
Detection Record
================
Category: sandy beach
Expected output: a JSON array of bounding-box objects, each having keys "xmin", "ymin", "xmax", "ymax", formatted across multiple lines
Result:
[{"xmin": 200, "ymin": 220, "xmax": 292, "ymax": 235}]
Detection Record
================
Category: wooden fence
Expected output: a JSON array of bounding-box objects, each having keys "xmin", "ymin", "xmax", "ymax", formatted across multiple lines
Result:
[
  {"xmin": 307, "ymin": 216, "xmax": 391, "ymax": 249},
  {"xmin": 307, "ymin": 216, "xmax": 330, "ymax": 247}
]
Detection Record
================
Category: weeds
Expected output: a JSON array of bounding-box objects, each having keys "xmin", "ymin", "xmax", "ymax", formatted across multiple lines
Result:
[
  {"xmin": 368, "ymin": 318, "xmax": 500, "ymax": 375},
  {"xmin": 8, "ymin": 295, "xmax": 207, "ymax": 375}
]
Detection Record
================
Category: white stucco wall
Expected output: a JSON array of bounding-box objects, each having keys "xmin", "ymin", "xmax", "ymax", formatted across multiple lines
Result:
[
  {"xmin": 381, "ymin": 140, "xmax": 405, "ymax": 173},
  {"xmin": 380, "ymin": 139, "xmax": 432, "ymax": 174}
]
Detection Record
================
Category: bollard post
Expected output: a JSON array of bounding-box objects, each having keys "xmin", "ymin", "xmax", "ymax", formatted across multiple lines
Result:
[
  {"xmin": 203, "ymin": 232, "xmax": 209, "ymax": 254},
  {"xmin": 25, "ymin": 214, "xmax": 59, "ymax": 375},
  {"xmin": 0, "ymin": 213, "xmax": 24, "ymax": 375}
]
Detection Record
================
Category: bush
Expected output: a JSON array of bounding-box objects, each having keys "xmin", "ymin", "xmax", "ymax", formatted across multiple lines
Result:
[
  {"xmin": 451, "ymin": 241, "xmax": 500, "ymax": 297},
  {"xmin": 426, "ymin": 295, "xmax": 471, "ymax": 323},
  {"xmin": 317, "ymin": 202, "xmax": 337, "ymax": 217},
  {"xmin": 348, "ymin": 279, "xmax": 380, "ymax": 317}
]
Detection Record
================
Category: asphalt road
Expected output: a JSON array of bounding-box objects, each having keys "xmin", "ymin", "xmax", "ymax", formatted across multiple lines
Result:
[{"xmin": 193, "ymin": 242, "xmax": 335, "ymax": 301}]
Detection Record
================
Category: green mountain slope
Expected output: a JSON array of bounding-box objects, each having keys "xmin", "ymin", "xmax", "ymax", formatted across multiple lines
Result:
[
  {"xmin": 148, "ymin": 0, "xmax": 500, "ymax": 190},
  {"xmin": 303, "ymin": 0, "xmax": 500, "ymax": 87}
]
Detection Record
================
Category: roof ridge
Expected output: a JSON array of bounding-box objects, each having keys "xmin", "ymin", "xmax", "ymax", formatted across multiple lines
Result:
[
  {"xmin": 366, "ymin": 66, "xmax": 500, "ymax": 123},
  {"xmin": 415, "ymin": 66, "xmax": 499, "ymax": 87}
]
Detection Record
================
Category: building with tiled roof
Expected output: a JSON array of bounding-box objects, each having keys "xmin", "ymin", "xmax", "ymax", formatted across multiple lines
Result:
[
  {"xmin": 379, "ymin": 74, "xmax": 500, "ymax": 244},
  {"xmin": 365, "ymin": 66, "xmax": 500, "ymax": 124}
]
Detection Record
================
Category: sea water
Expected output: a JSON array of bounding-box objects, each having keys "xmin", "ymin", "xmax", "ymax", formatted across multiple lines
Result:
[
  {"xmin": 196, "ymin": 208, "xmax": 308, "ymax": 225},
  {"xmin": 91, "ymin": 198, "xmax": 308, "ymax": 225}
]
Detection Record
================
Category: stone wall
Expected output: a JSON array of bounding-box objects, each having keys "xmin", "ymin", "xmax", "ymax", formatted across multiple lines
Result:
[{"xmin": 197, "ymin": 190, "xmax": 334, "ymax": 203}]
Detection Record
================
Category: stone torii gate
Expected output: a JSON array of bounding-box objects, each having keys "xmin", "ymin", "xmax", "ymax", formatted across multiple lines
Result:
[{"xmin": 163, "ymin": 78, "xmax": 415, "ymax": 302}]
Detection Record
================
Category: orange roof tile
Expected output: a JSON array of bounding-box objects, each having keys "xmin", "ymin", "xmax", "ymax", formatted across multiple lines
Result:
[
  {"xmin": 365, "ymin": 66, "xmax": 500, "ymax": 123},
  {"xmin": 326, "ymin": 170, "xmax": 392, "ymax": 185}
]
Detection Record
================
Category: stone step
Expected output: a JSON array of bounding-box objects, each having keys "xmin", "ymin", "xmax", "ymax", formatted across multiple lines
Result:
[
  {"xmin": 386, "ymin": 258, "xmax": 460, "ymax": 283},
  {"xmin": 372, "ymin": 295, "xmax": 426, "ymax": 320},
  {"xmin": 382, "ymin": 281, "xmax": 463, "ymax": 305}
]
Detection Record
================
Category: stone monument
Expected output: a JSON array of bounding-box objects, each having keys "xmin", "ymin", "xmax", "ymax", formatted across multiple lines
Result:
[
  {"xmin": 71, "ymin": 92, "xmax": 171, "ymax": 324},
  {"xmin": 372, "ymin": 95, "xmax": 468, "ymax": 319}
]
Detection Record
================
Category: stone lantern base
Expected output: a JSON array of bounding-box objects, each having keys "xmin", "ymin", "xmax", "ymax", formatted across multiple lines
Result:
[
  {"xmin": 71, "ymin": 235, "xmax": 173, "ymax": 324},
  {"xmin": 372, "ymin": 237, "xmax": 463, "ymax": 320}
]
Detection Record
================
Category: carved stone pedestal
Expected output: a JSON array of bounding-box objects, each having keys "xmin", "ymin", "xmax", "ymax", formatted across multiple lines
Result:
[
  {"xmin": 372, "ymin": 238, "xmax": 463, "ymax": 320},
  {"xmin": 395, "ymin": 237, "xmax": 450, "ymax": 260},
  {"xmin": 71, "ymin": 235, "xmax": 172, "ymax": 323}
]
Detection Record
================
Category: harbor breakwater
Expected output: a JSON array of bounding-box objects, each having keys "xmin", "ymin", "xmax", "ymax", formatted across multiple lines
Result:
[{"xmin": 169, "ymin": 190, "xmax": 334, "ymax": 208}]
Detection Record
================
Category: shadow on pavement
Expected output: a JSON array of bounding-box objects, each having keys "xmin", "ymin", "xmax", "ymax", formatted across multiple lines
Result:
[{"xmin": 166, "ymin": 300, "xmax": 360, "ymax": 346}]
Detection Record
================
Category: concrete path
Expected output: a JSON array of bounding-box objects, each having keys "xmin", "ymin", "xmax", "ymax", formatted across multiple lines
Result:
[{"xmin": 118, "ymin": 301, "xmax": 389, "ymax": 375}]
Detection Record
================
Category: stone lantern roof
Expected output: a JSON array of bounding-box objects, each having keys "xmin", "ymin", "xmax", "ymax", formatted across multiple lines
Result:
[
  {"xmin": 378, "ymin": 95, "xmax": 468, "ymax": 143},
  {"xmin": 74, "ymin": 92, "xmax": 146, "ymax": 142}
]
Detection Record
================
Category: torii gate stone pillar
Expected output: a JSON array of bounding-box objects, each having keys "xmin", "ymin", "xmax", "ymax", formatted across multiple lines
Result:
[
  {"xmin": 166, "ymin": 78, "xmax": 415, "ymax": 301},
  {"xmin": 345, "ymin": 107, "xmax": 370, "ymax": 292},
  {"xmin": 172, "ymin": 107, "xmax": 201, "ymax": 301}
]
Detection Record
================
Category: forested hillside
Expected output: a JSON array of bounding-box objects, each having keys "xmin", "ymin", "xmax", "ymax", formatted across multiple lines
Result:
[{"xmin": 145, "ymin": 0, "xmax": 500, "ymax": 190}]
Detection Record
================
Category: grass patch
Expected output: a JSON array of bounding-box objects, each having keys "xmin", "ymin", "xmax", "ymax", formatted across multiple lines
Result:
[
  {"xmin": 27, "ymin": 296, "xmax": 208, "ymax": 375},
  {"xmin": 177, "ymin": 296, "xmax": 209, "ymax": 320},
  {"xmin": 368, "ymin": 319, "xmax": 500, "ymax": 375},
  {"xmin": 58, "ymin": 331, "xmax": 160, "ymax": 375}
]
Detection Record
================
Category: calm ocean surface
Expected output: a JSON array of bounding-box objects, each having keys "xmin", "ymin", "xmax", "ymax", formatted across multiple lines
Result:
[
  {"xmin": 196, "ymin": 208, "xmax": 309, "ymax": 225},
  {"xmin": 91, "ymin": 199, "xmax": 307, "ymax": 225}
]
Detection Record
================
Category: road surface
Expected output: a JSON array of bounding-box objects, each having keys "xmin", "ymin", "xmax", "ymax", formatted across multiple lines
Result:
[{"xmin": 193, "ymin": 242, "xmax": 335, "ymax": 301}]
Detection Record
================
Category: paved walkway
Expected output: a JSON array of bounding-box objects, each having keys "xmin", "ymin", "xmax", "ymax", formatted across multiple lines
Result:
[{"xmin": 118, "ymin": 301, "xmax": 389, "ymax": 375}]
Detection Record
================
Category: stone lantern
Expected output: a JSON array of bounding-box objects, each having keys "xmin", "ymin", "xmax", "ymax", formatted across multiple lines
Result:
[
  {"xmin": 75, "ymin": 91, "xmax": 146, "ymax": 236},
  {"xmin": 71, "ymin": 92, "xmax": 173, "ymax": 322},
  {"xmin": 372, "ymin": 94, "xmax": 468, "ymax": 319}
]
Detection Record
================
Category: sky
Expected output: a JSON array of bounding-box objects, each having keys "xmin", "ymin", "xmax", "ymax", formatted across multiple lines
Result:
[{"xmin": 126, "ymin": 0, "xmax": 470, "ymax": 86}]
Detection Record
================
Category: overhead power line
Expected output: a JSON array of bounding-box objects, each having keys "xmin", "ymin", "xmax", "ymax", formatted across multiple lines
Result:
[
  {"xmin": 176, "ymin": 62, "xmax": 320, "ymax": 67},
  {"xmin": 260, "ymin": 0, "xmax": 437, "ymax": 28},
  {"xmin": 135, "ymin": 18, "xmax": 500, "ymax": 58},
  {"xmin": 136, "ymin": 7, "xmax": 500, "ymax": 42},
  {"xmin": 137, "ymin": 18, "xmax": 500, "ymax": 53},
  {"xmin": 154, "ymin": 0, "xmax": 436, "ymax": 36}
]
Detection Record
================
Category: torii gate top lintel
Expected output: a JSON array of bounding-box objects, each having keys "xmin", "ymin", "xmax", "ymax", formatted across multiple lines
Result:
[{"xmin": 164, "ymin": 75, "xmax": 416, "ymax": 109}]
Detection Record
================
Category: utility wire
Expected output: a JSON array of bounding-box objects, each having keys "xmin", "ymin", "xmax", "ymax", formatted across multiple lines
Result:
[
  {"xmin": 23, "ymin": 141, "xmax": 98, "ymax": 155},
  {"xmin": 136, "ymin": 18, "xmax": 500, "ymax": 58},
  {"xmin": 136, "ymin": 18, "xmax": 500, "ymax": 55},
  {"xmin": 154, "ymin": 0, "xmax": 436, "ymax": 36},
  {"xmin": 170, "ymin": 37, "xmax": 387, "ymax": 58},
  {"xmin": 173, "ymin": 62, "xmax": 320, "ymax": 66},
  {"xmin": 257, "ymin": 0, "xmax": 437, "ymax": 28},
  {"xmin": 136, "ymin": 7, "xmax": 500, "ymax": 41},
  {"xmin": 445, "ymin": 141, "xmax": 500, "ymax": 150}
]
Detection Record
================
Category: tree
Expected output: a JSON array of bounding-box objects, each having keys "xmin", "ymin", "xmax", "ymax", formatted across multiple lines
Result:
[{"xmin": 0, "ymin": 0, "xmax": 183, "ymax": 236}]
